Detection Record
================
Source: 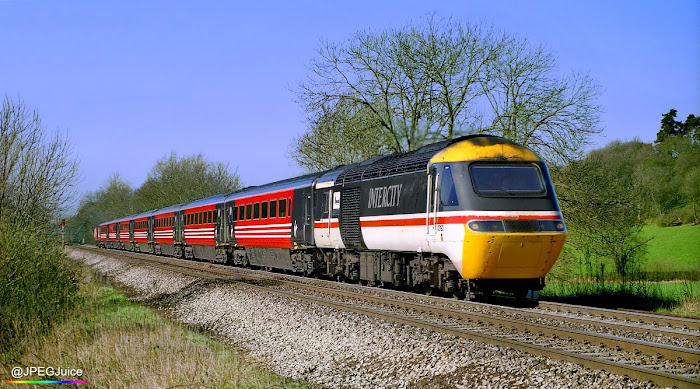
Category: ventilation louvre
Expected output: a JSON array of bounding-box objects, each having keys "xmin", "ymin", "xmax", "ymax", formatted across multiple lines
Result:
[{"xmin": 339, "ymin": 187, "xmax": 363, "ymax": 248}]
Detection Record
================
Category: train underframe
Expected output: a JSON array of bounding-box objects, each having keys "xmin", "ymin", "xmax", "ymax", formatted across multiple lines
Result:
[{"xmin": 101, "ymin": 241, "xmax": 544, "ymax": 302}]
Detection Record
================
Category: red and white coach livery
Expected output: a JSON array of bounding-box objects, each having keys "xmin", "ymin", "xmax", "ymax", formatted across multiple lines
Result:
[{"xmin": 97, "ymin": 135, "xmax": 567, "ymax": 300}]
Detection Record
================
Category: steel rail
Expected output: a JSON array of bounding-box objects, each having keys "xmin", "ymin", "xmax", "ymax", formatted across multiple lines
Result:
[{"xmin": 538, "ymin": 301, "xmax": 700, "ymax": 331}]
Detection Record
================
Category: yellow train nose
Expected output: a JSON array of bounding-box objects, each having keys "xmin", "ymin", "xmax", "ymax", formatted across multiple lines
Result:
[{"xmin": 460, "ymin": 230, "xmax": 567, "ymax": 279}]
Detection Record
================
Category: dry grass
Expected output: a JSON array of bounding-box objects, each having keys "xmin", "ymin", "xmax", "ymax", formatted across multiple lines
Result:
[{"xmin": 1, "ymin": 268, "xmax": 306, "ymax": 389}]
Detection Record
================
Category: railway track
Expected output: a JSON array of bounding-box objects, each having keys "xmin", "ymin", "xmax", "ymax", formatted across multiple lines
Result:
[{"xmin": 75, "ymin": 246, "xmax": 700, "ymax": 388}]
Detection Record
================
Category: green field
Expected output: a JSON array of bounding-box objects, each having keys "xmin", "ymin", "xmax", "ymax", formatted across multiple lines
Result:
[{"xmin": 641, "ymin": 224, "xmax": 700, "ymax": 272}]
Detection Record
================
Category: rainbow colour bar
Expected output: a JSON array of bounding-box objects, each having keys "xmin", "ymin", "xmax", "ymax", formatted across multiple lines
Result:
[{"xmin": 5, "ymin": 380, "xmax": 87, "ymax": 384}]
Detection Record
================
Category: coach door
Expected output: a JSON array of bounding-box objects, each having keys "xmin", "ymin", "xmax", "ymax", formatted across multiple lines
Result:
[
  {"xmin": 314, "ymin": 188, "xmax": 333, "ymax": 246},
  {"xmin": 214, "ymin": 203, "xmax": 225, "ymax": 244},
  {"xmin": 147, "ymin": 216, "xmax": 154, "ymax": 242},
  {"xmin": 225, "ymin": 200, "xmax": 236, "ymax": 245},
  {"xmin": 174, "ymin": 210, "xmax": 184, "ymax": 243}
]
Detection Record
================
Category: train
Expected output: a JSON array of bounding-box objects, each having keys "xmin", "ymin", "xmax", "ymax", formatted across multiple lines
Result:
[{"xmin": 96, "ymin": 134, "xmax": 567, "ymax": 300}]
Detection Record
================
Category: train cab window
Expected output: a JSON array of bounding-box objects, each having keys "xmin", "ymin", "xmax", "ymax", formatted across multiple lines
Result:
[
  {"xmin": 470, "ymin": 164, "xmax": 545, "ymax": 196},
  {"xmin": 269, "ymin": 200, "xmax": 277, "ymax": 218},
  {"xmin": 261, "ymin": 201, "xmax": 268, "ymax": 219},
  {"xmin": 239, "ymin": 205, "xmax": 245, "ymax": 221},
  {"xmin": 439, "ymin": 165, "xmax": 459, "ymax": 207},
  {"xmin": 279, "ymin": 198, "xmax": 287, "ymax": 218},
  {"xmin": 253, "ymin": 203, "xmax": 260, "ymax": 219},
  {"xmin": 245, "ymin": 204, "xmax": 252, "ymax": 220}
]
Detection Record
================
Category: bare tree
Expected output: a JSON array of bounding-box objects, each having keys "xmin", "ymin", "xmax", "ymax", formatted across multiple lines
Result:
[
  {"xmin": 481, "ymin": 37, "xmax": 603, "ymax": 164},
  {"xmin": 0, "ymin": 96, "xmax": 79, "ymax": 227},
  {"xmin": 295, "ymin": 15, "xmax": 602, "ymax": 171},
  {"xmin": 290, "ymin": 100, "xmax": 388, "ymax": 172},
  {"xmin": 555, "ymin": 145, "xmax": 649, "ymax": 281}
]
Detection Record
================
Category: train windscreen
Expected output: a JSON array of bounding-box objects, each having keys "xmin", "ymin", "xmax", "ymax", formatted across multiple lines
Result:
[{"xmin": 469, "ymin": 164, "xmax": 545, "ymax": 196}]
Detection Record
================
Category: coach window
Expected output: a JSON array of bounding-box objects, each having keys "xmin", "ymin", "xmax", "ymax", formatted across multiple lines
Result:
[
  {"xmin": 253, "ymin": 202, "xmax": 260, "ymax": 219},
  {"xmin": 261, "ymin": 201, "xmax": 268, "ymax": 219},
  {"xmin": 239, "ymin": 205, "xmax": 245, "ymax": 221},
  {"xmin": 279, "ymin": 198, "xmax": 286, "ymax": 218},
  {"xmin": 270, "ymin": 200, "xmax": 277, "ymax": 218},
  {"xmin": 246, "ymin": 204, "xmax": 252, "ymax": 220}
]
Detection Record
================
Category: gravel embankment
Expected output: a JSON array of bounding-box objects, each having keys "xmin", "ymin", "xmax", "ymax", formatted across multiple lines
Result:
[{"xmin": 67, "ymin": 248, "xmax": 657, "ymax": 388}]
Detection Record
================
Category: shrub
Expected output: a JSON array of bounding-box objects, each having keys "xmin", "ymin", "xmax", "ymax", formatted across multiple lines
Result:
[{"xmin": 0, "ymin": 221, "xmax": 79, "ymax": 364}]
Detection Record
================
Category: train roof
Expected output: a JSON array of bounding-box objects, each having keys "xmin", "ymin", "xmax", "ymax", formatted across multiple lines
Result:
[
  {"xmin": 95, "ymin": 134, "xmax": 529, "ymax": 226},
  {"xmin": 179, "ymin": 193, "xmax": 230, "ymax": 210},
  {"xmin": 227, "ymin": 172, "xmax": 321, "ymax": 199}
]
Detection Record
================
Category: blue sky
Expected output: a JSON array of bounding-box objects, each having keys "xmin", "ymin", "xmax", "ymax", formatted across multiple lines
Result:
[{"xmin": 1, "ymin": 1, "xmax": 698, "ymax": 209}]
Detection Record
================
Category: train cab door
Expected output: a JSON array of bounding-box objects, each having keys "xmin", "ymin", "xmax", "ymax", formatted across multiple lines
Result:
[
  {"xmin": 129, "ymin": 220, "xmax": 134, "ymax": 242},
  {"xmin": 426, "ymin": 167, "xmax": 440, "ymax": 244}
]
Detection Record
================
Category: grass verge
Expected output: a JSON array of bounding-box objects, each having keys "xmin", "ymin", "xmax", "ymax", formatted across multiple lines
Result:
[
  {"xmin": 541, "ymin": 281, "xmax": 700, "ymax": 317},
  {"xmin": 1, "ymin": 266, "xmax": 307, "ymax": 388}
]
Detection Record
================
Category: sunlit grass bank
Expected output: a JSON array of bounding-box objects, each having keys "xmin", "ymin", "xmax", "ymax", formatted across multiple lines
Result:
[
  {"xmin": 641, "ymin": 224, "xmax": 700, "ymax": 273},
  {"xmin": 2, "ymin": 267, "xmax": 307, "ymax": 388}
]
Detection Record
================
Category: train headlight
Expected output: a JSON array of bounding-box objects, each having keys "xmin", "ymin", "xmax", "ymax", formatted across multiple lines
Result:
[
  {"xmin": 537, "ymin": 220, "xmax": 566, "ymax": 232},
  {"xmin": 468, "ymin": 220, "xmax": 505, "ymax": 232}
]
